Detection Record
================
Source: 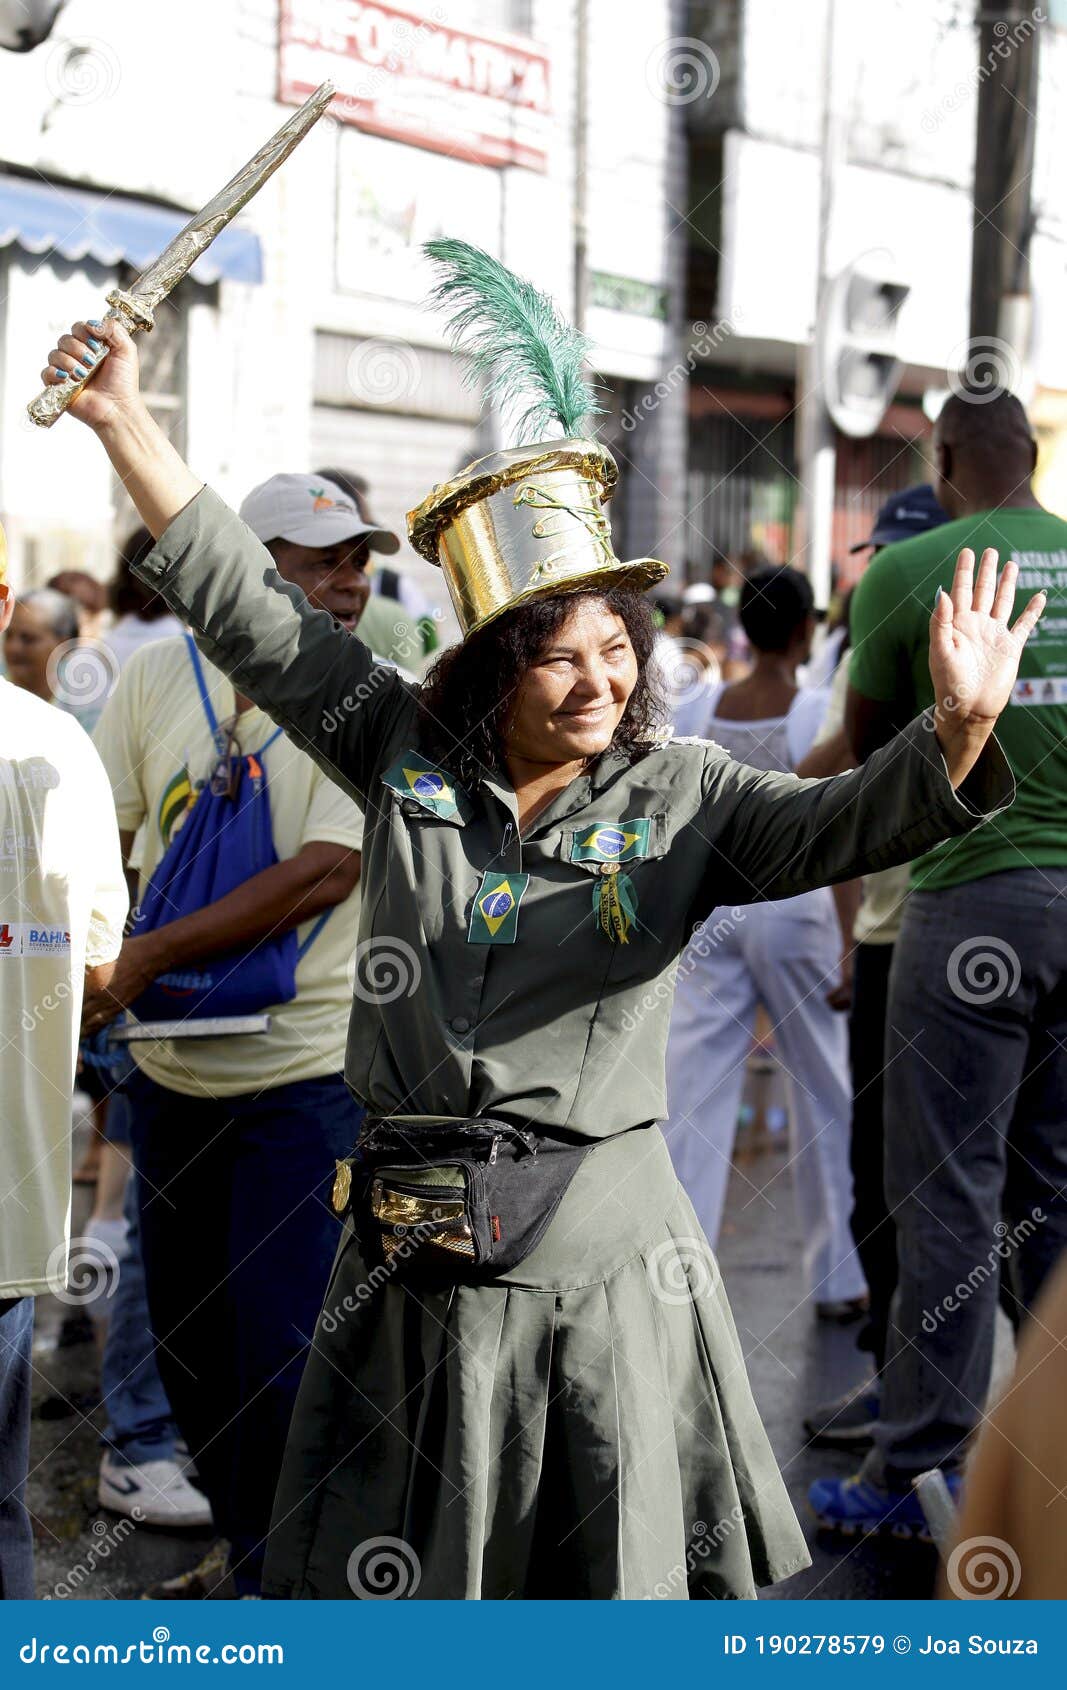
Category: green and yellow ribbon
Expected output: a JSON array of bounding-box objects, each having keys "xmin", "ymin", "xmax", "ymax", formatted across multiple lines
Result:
[{"xmin": 592, "ymin": 865, "xmax": 640, "ymax": 944}]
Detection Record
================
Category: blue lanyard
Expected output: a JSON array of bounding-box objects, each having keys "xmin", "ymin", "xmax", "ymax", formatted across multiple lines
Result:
[
  {"xmin": 184, "ymin": 635, "xmax": 329, "ymax": 961},
  {"xmin": 184, "ymin": 634, "xmax": 283, "ymax": 759}
]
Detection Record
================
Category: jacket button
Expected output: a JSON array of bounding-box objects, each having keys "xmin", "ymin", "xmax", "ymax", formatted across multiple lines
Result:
[{"xmin": 451, "ymin": 1016, "xmax": 471, "ymax": 1034}]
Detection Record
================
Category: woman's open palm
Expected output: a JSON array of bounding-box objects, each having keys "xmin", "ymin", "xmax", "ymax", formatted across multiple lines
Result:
[{"xmin": 928, "ymin": 547, "xmax": 1046, "ymax": 731}]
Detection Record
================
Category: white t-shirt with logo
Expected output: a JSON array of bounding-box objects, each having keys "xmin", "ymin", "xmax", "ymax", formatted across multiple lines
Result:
[{"xmin": 0, "ymin": 679, "xmax": 127, "ymax": 1298}]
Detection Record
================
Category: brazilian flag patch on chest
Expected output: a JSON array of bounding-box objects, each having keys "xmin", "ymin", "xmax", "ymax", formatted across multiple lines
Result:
[
  {"xmin": 381, "ymin": 750, "xmax": 469, "ymax": 821},
  {"xmin": 570, "ymin": 818, "xmax": 652, "ymax": 865},
  {"xmin": 467, "ymin": 871, "xmax": 530, "ymax": 944},
  {"xmin": 570, "ymin": 818, "xmax": 654, "ymax": 944}
]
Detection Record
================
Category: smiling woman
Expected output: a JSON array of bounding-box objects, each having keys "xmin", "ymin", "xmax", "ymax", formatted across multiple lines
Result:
[
  {"xmin": 418, "ymin": 588, "xmax": 660, "ymax": 806},
  {"xmin": 37, "ymin": 240, "xmax": 1042, "ymax": 1601}
]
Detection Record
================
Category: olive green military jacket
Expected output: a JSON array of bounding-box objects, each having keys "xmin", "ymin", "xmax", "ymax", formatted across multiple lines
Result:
[{"xmin": 135, "ymin": 488, "xmax": 1015, "ymax": 1139}]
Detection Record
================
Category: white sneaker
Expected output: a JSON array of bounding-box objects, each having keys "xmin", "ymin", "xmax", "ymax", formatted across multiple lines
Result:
[{"xmin": 98, "ymin": 1454, "xmax": 213, "ymax": 1529}]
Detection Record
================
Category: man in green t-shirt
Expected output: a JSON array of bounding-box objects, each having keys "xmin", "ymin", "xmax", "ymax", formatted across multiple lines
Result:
[{"xmin": 810, "ymin": 389, "xmax": 1067, "ymax": 1536}]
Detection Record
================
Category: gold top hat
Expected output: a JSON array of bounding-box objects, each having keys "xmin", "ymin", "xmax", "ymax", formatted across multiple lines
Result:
[{"xmin": 407, "ymin": 436, "xmax": 668, "ymax": 638}]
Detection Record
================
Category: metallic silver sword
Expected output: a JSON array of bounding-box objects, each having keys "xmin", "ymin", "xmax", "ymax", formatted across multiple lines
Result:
[{"xmin": 28, "ymin": 81, "xmax": 334, "ymax": 428}]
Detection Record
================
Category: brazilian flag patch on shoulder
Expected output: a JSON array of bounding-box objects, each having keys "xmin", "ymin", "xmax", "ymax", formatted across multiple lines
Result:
[
  {"xmin": 570, "ymin": 818, "xmax": 652, "ymax": 864},
  {"xmin": 467, "ymin": 871, "xmax": 530, "ymax": 944},
  {"xmin": 381, "ymin": 750, "xmax": 470, "ymax": 821}
]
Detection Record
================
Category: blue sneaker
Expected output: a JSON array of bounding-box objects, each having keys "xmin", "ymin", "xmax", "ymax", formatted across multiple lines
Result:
[{"xmin": 808, "ymin": 1470, "xmax": 961, "ymax": 1540}]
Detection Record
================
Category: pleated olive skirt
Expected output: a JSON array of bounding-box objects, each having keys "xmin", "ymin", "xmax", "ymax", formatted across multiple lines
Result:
[{"xmin": 263, "ymin": 1125, "xmax": 810, "ymax": 1600}]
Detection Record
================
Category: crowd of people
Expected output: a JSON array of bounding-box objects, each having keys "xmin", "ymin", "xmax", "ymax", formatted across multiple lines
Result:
[{"xmin": 1, "ymin": 297, "xmax": 1066, "ymax": 1602}]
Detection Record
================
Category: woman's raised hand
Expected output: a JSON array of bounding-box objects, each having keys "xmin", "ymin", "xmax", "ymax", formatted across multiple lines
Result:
[
  {"xmin": 41, "ymin": 314, "xmax": 198, "ymax": 537},
  {"xmin": 927, "ymin": 546, "xmax": 1045, "ymax": 783},
  {"xmin": 40, "ymin": 315, "xmax": 142, "ymax": 432}
]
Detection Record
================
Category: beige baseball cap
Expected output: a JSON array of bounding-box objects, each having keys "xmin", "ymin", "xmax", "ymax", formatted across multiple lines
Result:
[{"xmin": 239, "ymin": 474, "xmax": 400, "ymax": 554}]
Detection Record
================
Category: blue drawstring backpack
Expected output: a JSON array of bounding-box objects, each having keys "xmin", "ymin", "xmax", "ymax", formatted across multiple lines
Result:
[{"xmin": 129, "ymin": 636, "xmax": 330, "ymax": 1023}]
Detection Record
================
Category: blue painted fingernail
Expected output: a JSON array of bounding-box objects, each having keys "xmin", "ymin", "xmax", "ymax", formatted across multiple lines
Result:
[
  {"xmin": 53, "ymin": 368, "xmax": 68, "ymax": 380},
  {"xmin": 73, "ymin": 364, "xmax": 88, "ymax": 378},
  {"xmin": 81, "ymin": 353, "xmax": 96, "ymax": 367},
  {"xmin": 89, "ymin": 319, "xmax": 103, "ymax": 328},
  {"xmin": 87, "ymin": 337, "xmax": 102, "ymax": 351}
]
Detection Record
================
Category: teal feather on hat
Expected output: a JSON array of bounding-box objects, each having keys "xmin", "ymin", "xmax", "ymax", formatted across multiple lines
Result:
[{"xmin": 423, "ymin": 238, "xmax": 603, "ymax": 445}]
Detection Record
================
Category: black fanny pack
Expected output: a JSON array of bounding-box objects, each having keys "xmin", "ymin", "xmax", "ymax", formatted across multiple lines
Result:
[{"xmin": 339, "ymin": 1116, "xmax": 595, "ymax": 1280}]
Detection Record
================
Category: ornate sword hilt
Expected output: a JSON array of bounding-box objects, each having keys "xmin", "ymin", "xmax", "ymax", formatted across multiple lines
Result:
[{"xmin": 26, "ymin": 289, "xmax": 156, "ymax": 430}]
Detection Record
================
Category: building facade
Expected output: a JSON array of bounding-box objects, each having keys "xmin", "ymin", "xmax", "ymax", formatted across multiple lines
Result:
[
  {"xmin": 0, "ymin": 0, "xmax": 689, "ymax": 623},
  {"xmin": 684, "ymin": 0, "xmax": 1067, "ymax": 581}
]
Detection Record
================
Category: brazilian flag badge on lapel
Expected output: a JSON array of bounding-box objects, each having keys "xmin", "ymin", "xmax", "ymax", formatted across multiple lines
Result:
[
  {"xmin": 382, "ymin": 750, "xmax": 469, "ymax": 821},
  {"xmin": 571, "ymin": 820, "xmax": 652, "ymax": 865},
  {"xmin": 468, "ymin": 871, "xmax": 530, "ymax": 945}
]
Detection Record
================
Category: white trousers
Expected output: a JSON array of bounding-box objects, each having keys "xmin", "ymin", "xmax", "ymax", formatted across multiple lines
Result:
[{"xmin": 664, "ymin": 890, "xmax": 866, "ymax": 1304}]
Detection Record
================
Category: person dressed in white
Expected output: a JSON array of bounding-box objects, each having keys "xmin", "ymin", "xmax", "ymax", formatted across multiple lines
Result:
[
  {"xmin": 0, "ymin": 553, "xmax": 127, "ymax": 1598},
  {"xmin": 665, "ymin": 565, "xmax": 866, "ymax": 1317}
]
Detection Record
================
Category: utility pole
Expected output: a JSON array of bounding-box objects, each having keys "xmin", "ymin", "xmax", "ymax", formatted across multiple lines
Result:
[
  {"xmin": 968, "ymin": 4, "xmax": 1042, "ymax": 388},
  {"xmin": 572, "ymin": 0, "xmax": 589, "ymax": 333},
  {"xmin": 795, "ymin": 0, "xmax": 846, "ymax": 608}
]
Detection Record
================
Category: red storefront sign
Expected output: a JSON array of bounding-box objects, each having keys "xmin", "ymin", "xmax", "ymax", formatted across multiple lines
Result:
[{"xmin": 279, "ymin": 1, "xmax": 551, "ymax": 172}]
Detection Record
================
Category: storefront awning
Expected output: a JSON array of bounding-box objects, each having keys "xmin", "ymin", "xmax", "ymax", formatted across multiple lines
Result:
[{"xmin": 0, "ymin": 174, "xmax": 262, "ymax": 285}]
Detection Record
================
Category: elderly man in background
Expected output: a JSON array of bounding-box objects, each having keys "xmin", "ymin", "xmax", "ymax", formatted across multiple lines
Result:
[{"xmin": 0, "ymin": 540, "xmax": 127, "ymax": 1599}]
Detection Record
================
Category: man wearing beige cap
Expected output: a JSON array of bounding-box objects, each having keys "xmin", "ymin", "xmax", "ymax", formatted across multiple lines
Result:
[
  {"xmin": 240, "ymin": 473, "xmax": 422, "ymax": 671},
  {"xmin": 86, "ymin": 472, "xmax": 383, "ymax": 1597}
]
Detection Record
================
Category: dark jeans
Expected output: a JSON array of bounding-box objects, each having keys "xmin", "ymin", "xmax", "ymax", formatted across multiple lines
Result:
[
  {"xmin": 100, "ymin": 1172, "xmax": 178, "ymax": 1465},
  {"xmin": 0, "ymin": 1296, "xmax": 35, "ymax": 1600},
  {"xmin": 867, "ymin": 868, "xmax": 1067, "ymax": 1485},
  {"xmin": 848, "ymin": 942, "xmax": 897, "ymax": 1371},
  {"xmin": 126, "ymin": 1068, "xmax": 361, "ymax": 1594}
]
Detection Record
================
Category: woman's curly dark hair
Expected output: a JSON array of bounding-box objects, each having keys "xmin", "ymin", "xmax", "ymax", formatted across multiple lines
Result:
[{"xmin": 417, "ymin": 589, "xmax": 661, "ymax": 788}]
